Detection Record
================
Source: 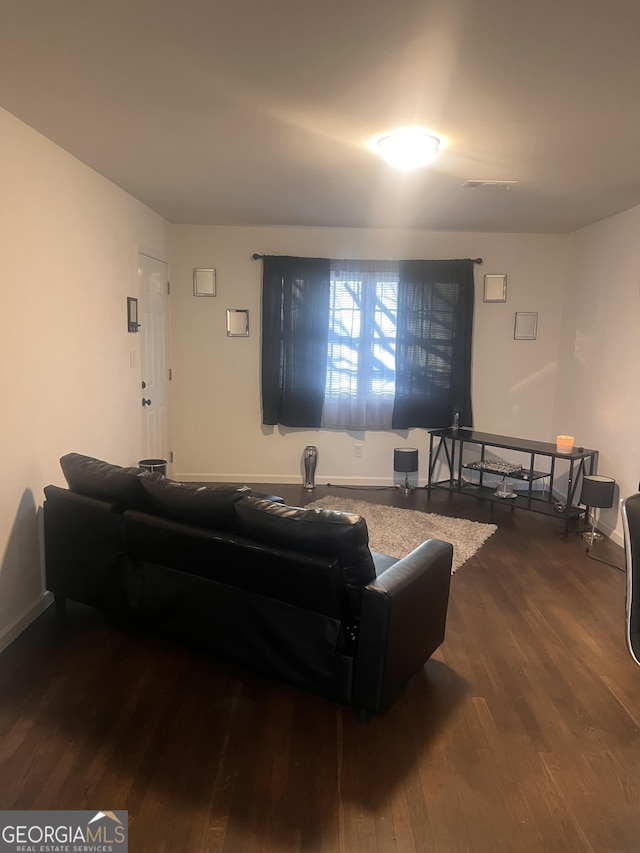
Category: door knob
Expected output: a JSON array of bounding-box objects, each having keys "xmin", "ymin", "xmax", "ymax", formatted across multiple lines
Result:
[
  {"xmin": 142, "ymin": 398, "xmax": 152, "ymax": 407},
  {"xmin": 141, "ymin": 380, "xmax": 146, "ymax": 389}
]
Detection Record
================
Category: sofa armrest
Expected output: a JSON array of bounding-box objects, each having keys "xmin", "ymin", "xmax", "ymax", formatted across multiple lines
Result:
[
  {"xmin": 352, "ymin": 539, "xmax": 453, "ymax": 715},
  {"xmin": 43, "ymin": 484, "xmax": 130, "ymax": 614}
]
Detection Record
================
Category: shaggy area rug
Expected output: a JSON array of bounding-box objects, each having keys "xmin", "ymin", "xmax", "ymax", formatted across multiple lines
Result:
[{"xmin": 306, "ymin": 496, "xmax": 497, "ymax": 573}]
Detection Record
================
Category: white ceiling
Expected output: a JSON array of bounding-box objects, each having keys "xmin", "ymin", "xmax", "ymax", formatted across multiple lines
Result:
[{"xmin": 2, "ymin": 0, "xmax": 639, "ymax": 234}]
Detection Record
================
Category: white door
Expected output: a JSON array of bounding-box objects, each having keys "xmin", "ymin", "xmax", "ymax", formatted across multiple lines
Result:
[{"xmin": 138, "ymin": 252, "xmax": 170, "ymax": 464}]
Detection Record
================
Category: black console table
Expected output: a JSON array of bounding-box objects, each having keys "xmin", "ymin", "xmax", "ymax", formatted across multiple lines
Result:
[{"xmin": 427, "ymin": 428, "xmax": 599, "ymax": 533}]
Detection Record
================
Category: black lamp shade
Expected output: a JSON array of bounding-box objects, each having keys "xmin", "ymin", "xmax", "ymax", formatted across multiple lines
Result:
[
  {"xmin": 394, "ymin": 447, "xmax": 419, "ymax": 473},
  {"xmin": 580, "ymin": 475, "xmax": 615, "ymax": 509}
]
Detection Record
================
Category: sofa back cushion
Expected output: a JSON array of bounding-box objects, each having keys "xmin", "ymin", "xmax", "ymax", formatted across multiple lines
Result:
[
  {"xmin": 235, "ymin": 497, "xmax": 376, "ymax": 597},
  {"xmin": 139, "ymin": 477, "xmax": 250, "ymax": 531},
  {"xmin": 60, "ymin": 452, "xmax": 155, "ymax": 511},
  {"xmin": 124, "ymin": 509, "xmax": 350, "ymax": 623}
]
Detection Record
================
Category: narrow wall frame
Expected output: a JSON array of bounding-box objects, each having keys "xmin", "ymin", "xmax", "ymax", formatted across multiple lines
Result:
[{"xmin": 127, "ymin": 297, "xmax": 139, "ymax": 332}]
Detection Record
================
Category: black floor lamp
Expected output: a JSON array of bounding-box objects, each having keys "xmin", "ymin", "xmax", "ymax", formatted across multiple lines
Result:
[
  {"xmin": 394, "ymin": 447, "xmax": 419, "ymax": 495},
  {"xmin": 580, "ymin": 474, "xmax": 616, "ymax": 544}
]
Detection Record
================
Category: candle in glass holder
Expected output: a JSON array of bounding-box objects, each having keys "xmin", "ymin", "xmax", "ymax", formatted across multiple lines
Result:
[{"xmin": 556, "ymin": 435, "xmax": 574, "ymax": 454}]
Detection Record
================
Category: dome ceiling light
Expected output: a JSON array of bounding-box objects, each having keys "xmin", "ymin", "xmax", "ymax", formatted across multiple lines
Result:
[{"xmin": 371, "ymin": 127, "xmax": 444, "ymax": 171}]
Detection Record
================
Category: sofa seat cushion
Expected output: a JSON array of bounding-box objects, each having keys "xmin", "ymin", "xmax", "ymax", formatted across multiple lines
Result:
[
  {"xmin": 235, "ymin": 497, "xmax": 376, "ymax": 594},
  {"xmin": 60, "ymin": 452, "xmax": 156, "ymax": 511},
  {"xmin": 140, "ymin": 477, "xmax": 250, "ymax": 531}
]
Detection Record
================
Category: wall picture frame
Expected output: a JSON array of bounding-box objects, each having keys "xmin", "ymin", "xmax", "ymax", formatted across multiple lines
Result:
[
  {"xmin": 226, "ymin": 309, "xmax": 249, "ymax": 337},
  {"xmin": 127, "ymin": 296, "xmax": 139, "ymax": 332},
  {"xmin": 483, "ymin": 274, "xmax": 507, "ymax": 303},
  {"xmin": 193, "ymin": 268, "xmax": 216, "ymax": 297},
  {"xmin": 514, "ymin": 312, "xmax": 538, "ymax": 340}
]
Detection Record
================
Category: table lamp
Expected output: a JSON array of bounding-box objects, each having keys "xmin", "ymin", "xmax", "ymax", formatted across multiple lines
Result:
[
  {"xmin": 580, "ymin": 474, "xmax": 616, "ymax": 544},
  {"xmin": 394, "ymin": 448, "xmax": 419, "ymax": 495}
]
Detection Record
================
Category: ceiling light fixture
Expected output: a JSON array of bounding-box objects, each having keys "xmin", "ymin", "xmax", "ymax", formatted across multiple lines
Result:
[{"xmin": 371, "ymin": 127, "xmax": 443, "ymax": 171}]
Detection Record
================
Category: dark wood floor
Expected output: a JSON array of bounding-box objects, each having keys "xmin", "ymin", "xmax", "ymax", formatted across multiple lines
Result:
[{"xmin": 2, "ymin": 485, "xmax": 639, "ymax": 852}]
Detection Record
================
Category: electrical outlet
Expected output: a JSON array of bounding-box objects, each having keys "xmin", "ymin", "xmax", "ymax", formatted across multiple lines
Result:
[{"xmin": 353, "ymin": 444, "xmax": 363, "ymax": 458}]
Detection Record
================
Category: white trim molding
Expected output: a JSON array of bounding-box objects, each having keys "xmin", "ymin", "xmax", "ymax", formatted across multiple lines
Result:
[{"xmin": 0, "ymin": 591, "xmax": 53, "ymax": 654}]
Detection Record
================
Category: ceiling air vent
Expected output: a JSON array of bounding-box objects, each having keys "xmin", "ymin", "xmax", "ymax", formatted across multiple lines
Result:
[{"xmin": 463, "ymin": 180, "xmax": 518, "ymax": 189}]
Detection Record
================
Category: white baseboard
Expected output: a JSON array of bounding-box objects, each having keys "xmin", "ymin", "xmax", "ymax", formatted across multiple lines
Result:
[
  {"xmin": 0, "ymin": 591, "xmax": 53, "ymax": 654},
  {"xmin": 600, "ymin": 524, "xmax": 623, "ymax": 549},
  {"xmin": 174, "ymin": 472, "xmax": 393, "ymax": 487},
  {"xmin": 610, "ymin": 530, "xmax": 623, "ymax": 548}
]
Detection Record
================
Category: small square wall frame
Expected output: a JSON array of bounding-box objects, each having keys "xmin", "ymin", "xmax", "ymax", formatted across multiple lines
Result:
[
  {"xmin": 193, "ymin": 268, "xmax": 216, "ymax": 296},
  {"xmin": 514, "ymin": 312, "xmax": 538, "ymax": 340},
  {"xmin": 484, "ymin": 274, "xmax": 507, "ymax": 302},
  {"xmin": 227, "ymin": 309, "xmax": 249, "ymax": 337}
]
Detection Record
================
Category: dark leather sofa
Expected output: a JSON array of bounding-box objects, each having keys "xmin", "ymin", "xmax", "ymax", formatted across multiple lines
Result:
[{"xmin": 43, "ymin": 453, "xmax": 453, "ymax": 717}]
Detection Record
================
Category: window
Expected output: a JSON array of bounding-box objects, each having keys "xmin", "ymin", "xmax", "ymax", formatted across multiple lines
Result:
[
  {"xmin": 261, "ymin": 255, "xmax": 474, "ymax": 431},
  {"xmin": 323, "ymin": 261, "xmax": 399, "ymax": 429}
]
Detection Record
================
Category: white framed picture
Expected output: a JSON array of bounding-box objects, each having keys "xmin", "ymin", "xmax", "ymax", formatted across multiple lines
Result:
[
  {"xmin": 193, "ymin": 268, "xmax": 216, "ymax": 296},
  {"xmin": 484, "ymin": 274, "xmax": 507, "ymax": 302},
  {"xmin": 514, "ymin": 312, "xmax": 538, "ymax": 340}
]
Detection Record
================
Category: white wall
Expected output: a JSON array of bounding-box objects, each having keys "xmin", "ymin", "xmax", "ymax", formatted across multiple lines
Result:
[
  {"xmin": 555, "ymin": 207, "xmax": 640, "ymax": 544},
  {"xmin": 0, "ymin": 108, "xmax": 167, "ymax": 650},
  {"xmin": 168, "ymin": 225, "xmax": 568, "ymax": 486}
]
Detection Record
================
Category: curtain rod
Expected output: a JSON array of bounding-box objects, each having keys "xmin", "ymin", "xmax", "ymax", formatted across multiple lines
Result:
[{"xmin": 252, "ymin": 253, "xmax": 483, "ymax": 264}]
